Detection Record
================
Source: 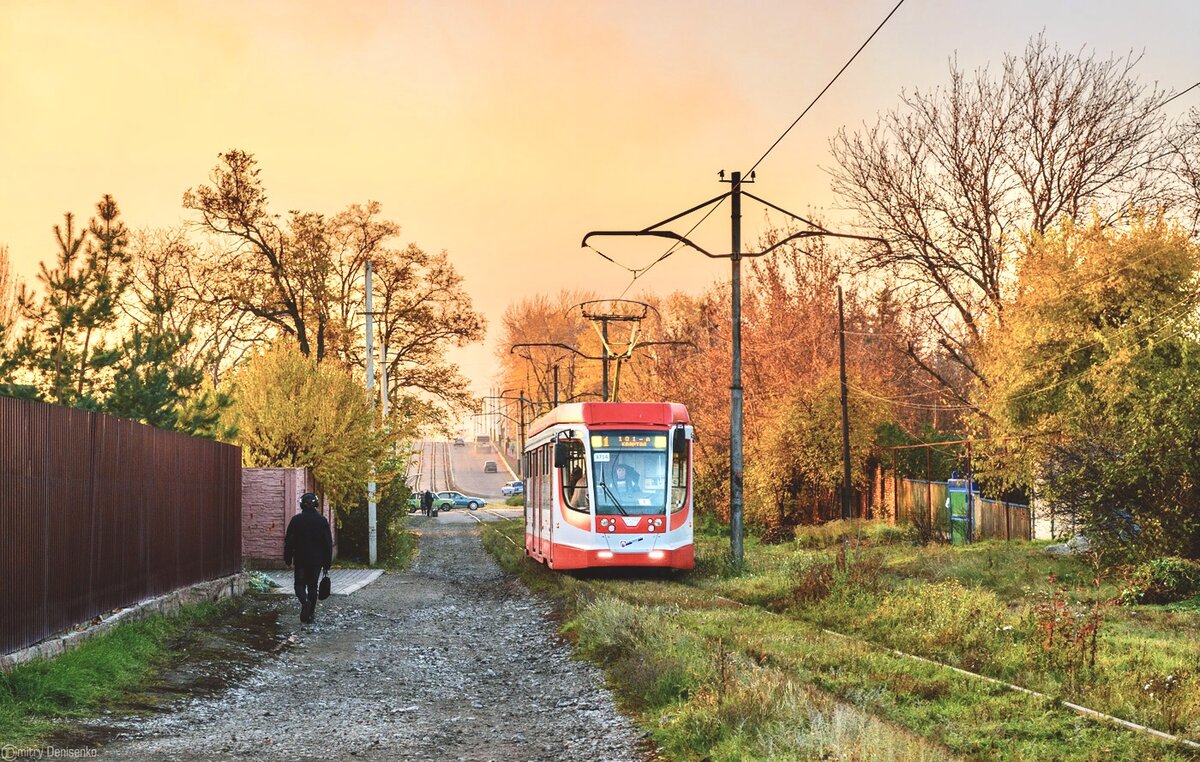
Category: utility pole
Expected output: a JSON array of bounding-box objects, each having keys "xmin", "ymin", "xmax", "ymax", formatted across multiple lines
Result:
[
  {"xmin": 728, "ymin": 171, "xmax": 745, "ymax": 566},
  {"xmin": 365, "ymin": 260, "xmax": 377, "ymax": 565},
  {"xmin": 553, "ymin": 364, "xmax": 560, "ymax": 407},
  {"xmin": 601, "ymin": 320, "xmax": 611, "ymax": 401},
  {"xmin": 518, "ymin": 390, "xmax": 527, "ymax": 473},
  {"xmin": 583, "ymin": 171, "xmax": 885, "ymax": 568},
  {"xmin": 838, "ymin": 286, "xmax": 852, "ymax": 520},
  {"xmin": 381, "ymin": 343, "xmax": 389, "ymax": 419}
]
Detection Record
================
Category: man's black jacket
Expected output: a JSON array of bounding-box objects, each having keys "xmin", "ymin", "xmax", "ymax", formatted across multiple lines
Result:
[{"xmin": 284, "ymin": 506, "xmax": 334, "ymax": 569}]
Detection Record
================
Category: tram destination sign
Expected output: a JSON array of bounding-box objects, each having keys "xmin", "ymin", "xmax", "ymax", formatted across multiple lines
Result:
[{"xmin": 591, "ymin": 434, "xmax": 668, "ymax": 449}]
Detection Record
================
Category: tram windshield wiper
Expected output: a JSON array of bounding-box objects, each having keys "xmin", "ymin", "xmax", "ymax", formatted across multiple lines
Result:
[{"xmin": 598, "ymin": 480, "xmax": 628, "ymax": 515}]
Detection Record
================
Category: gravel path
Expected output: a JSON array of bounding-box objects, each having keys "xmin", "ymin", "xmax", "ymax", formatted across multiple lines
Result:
[{"xmin": 91, "ymin": 518, "xmax": 649, "ymax": 761}]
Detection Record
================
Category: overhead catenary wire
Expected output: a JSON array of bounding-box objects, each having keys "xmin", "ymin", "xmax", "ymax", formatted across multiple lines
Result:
[
  {"xmin": 743, "ymin": 0, "xmax": 907, "ymax": 179},
  {"xmin": 592, "ymin": 0, "xmax": 907, "ymax": 293},
  {"xmin": 1156, "ymin": 80, "xmax": 1200, "ymax": 111}
]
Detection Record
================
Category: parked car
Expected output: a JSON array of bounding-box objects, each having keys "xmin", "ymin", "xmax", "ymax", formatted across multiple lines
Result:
[
  {"xmin": 501, "ymin": 480, "xmax": 524, "ymax": 496},
  {"xmin": 436, "ymin": 490, "xmax": 487, "ymax": 511},
  {"xmin": 483, "ymin": 460, "xmax": 498, "ymax": 473},
  {"xmin": 453, "ymin": 437, "xmax": 465, "ymax": 446},
  {"xmin": 406, "ymin": 493, "xmax": 455, "ymax": 512}
]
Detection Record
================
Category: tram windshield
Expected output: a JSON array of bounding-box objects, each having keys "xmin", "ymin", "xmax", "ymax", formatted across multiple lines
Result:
[{"xmin": 590, "ymin": 431, "xmax": 669, "ymax": 516}]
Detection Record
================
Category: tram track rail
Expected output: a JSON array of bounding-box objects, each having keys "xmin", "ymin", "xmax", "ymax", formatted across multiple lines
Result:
[{"xmin": 472, "ymin": 518, "xmax": 1200, "ymax": 755}]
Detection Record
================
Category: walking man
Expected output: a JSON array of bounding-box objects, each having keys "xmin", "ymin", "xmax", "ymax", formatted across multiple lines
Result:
[
  {"xmin": 421, "ymin": 489, "xmax": 434, "ymax": 517},
  {"xmin": 284, "ymin": 492, "xmax": 333, "ymax": 624}
]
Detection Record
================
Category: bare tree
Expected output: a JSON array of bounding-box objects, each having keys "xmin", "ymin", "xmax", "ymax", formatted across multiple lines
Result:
[
  {"xmin": 185, "ymin": 149, "xmax": 486, "ymax": 418},
  {"xmin": 1167, "ymin": 107, "xmax": 1200, "ymax": 237},
  {"xmin": 183, "ymin": 150, "xmax": 349, "ymax": 361},
  {"xmin": 830, "ymin": 35, "xmax": 1170, "ymax": 397}
]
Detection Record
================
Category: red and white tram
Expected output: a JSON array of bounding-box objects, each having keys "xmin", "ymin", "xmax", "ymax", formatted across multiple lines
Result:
[{"xmin": 521, "ymin": 402, "xmax": 694, "ymax": 570}]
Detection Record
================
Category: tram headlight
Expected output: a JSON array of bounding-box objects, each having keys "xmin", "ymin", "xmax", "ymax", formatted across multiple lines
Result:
[
  {"xmin": 648, "ymin": 550, "xmax": 665, "ymax": 560},
  {"xmin": 597, "ymin": 551, "xmax": 614, "ymax": 559},
  {"xmin": 607, "ymin": 525, "xmax": 615, "ymax": 532}
]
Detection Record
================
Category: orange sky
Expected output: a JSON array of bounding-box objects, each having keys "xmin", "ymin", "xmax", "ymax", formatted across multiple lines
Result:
[{"xmin": 3, "ymin": 0, "xmax": 1199, "ymax": 394}]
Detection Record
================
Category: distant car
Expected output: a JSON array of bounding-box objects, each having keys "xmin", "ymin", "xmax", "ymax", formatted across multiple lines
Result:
[
  {"xmin": 406, "ymin": 493, "xmax": 454, "ymax": 512},
  {"xmin": 501, "ymin": 480, "xmax": 524, "ymax": 496},
  {"xmin": 453, "ymin": 437, "xmax": 465, "ymax": 446},
  {"xmin": 483, "ymin": 461, "xmax": 498, "ymax": 473},
  {"xmin": 436, "ymin": 490, "xmax": 486, "ymax": 511}
]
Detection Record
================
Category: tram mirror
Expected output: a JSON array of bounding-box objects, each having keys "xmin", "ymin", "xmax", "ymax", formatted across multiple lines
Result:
[
  {"xmin": 553, "ymin": 441, "xmax": 570, "ymax": 469},
  {"xmin": 673, "ymin": 428, "xmax": 687, "ymax": 452}
]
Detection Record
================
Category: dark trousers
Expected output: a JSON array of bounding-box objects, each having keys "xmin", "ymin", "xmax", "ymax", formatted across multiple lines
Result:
[{"xmin": 294, "ymin": 564, "xmax": 321, "ymax": 604}]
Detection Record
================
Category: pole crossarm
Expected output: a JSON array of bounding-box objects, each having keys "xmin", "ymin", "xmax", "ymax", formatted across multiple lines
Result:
[
  {"xmin": 510, "ymin": 342, "xmax": 605, "ymax": 361},
  {"xmin": 584, "ymin": 227, "xmax": 887, "ymax": 261},
  {"xmin": 755, "ymin": 230, "xmax": 889, "ymax": 258},
  {"xmin": 636, "ymin": 192, "xmax": 731, "ymax": 232},
  {"xmin": 740, "ymin": 191, "xmax": 829, "ymax": 233},
  {"xmin": 582, "ymin": 230, "xmax": 722, "ymax": 259},
  {"xmin": 583, "ymin": 189, "xmax": 888, "ymax": 263}
]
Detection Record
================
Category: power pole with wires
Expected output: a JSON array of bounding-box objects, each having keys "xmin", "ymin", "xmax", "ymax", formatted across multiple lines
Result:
[
  {"xmin": 583, "ymin": 173, "xmax": 886, "ymax": 567},
  {"xmin": 838, "ymin": 285, "xmax": 852, "ymax": 520},
  {"xmin": 364, "ymin": 260, "xmax": 377, "ymax": 565}
]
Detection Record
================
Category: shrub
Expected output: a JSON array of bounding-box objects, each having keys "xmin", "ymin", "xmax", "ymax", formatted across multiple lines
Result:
[
  {"xmin": 505, "ymin": 495, "xmax": 524, "ymax": 507},
  {"xmin": 338, "ymin": 484, "xmax": 410, "ymax": 565},
  {"xmin": 1027, "ymin": 579, "xmax": 1108, "ymax": 693},
  {"xmin": 790, "ymin": 543, "xmax": 885, "ymax": 605},
  {"xmin": 1119, "ymin": 557, "xmax": 1200, "ymax": 606},
  {"xmin": 868, "ymin": 580, "xmax": 1007, "ymax": 671}
]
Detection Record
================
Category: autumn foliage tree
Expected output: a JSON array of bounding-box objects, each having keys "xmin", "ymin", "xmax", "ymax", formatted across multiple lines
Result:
[
  {"xmin": 223, "ymin": 341, "xmax": 405, "ymax": 512},
  {"xmin": 496, "ymin": 289, "xmax": 600, "ymax": 414},
  {"xmin": 974, "ymin": 217, "xmax": 1200, "ymax": 556}
]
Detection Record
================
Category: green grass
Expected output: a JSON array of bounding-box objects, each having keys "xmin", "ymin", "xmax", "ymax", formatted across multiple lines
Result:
[
  {"xmin": 480, "ymin": 518, "xmax": 1200, "ymax": 760},
  {"xmin": 0, "ymin": 599, "xmax": 234, "ymax": 748}
]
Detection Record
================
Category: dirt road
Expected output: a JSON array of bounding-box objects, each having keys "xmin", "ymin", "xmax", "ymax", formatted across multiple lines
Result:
[{"xmin": 87, "ymin": 518, "xmax": 648, "ymax": 761}]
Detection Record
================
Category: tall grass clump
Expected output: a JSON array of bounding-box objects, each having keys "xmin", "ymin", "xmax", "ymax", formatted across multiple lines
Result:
[
  {"xmin": 792, "ymin": 520, "xmax": 913, "ymax": 549},
  {"xmin": 867, "ymin": 580, "xmax": 1008, "ymax": 671},
  {"xmin": 566, "ymin": 597, "xmax": 711, "ymax": 710}
]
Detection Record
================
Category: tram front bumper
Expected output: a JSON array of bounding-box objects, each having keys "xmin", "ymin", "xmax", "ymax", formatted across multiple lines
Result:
[{"xmin": 549, "ymin": 541, "xmax": 694, "ymax": 570}]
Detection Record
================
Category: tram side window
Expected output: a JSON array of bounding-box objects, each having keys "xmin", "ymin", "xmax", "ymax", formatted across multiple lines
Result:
[
  {"xmin": 670, "ymin": 439, "xmax": 689, "ymax": 513},
  {"xmin": 561, "ymin": 440, "xmax": 589, "ymax": 512}
]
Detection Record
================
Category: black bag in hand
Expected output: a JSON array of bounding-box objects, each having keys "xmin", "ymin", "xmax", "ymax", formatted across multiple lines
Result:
[{"xmin": 318, "ymin": 571, "xmax": 331, "ymax": 600}]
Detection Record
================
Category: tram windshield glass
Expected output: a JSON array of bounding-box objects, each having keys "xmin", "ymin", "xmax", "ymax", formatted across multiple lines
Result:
[{"xmin": 590, "ymin": 431, "xmax": 669, "ymax": 516}]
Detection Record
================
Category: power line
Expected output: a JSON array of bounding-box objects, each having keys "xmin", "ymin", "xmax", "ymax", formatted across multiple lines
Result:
[
  {"xmin": 1156, "ymin": 80, "xmax": 1200, "ymax": 111},
  {"xmin": 596, "ymin": 0, "xmax": 906, "ymax": 296},
  {"xmin": 744, "ymin": 0, "xmax": 907, "ymax": 178}
]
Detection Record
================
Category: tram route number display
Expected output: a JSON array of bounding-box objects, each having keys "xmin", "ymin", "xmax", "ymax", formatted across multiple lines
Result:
[{"xmin": 590, "ymin": 434, "xmax": 668, "ymax": 450}]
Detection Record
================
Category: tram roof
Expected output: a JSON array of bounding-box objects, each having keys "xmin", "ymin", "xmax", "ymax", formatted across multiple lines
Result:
[{"xmin": 527, "ymin": 402, "xmax": 690, "ymax": 438}]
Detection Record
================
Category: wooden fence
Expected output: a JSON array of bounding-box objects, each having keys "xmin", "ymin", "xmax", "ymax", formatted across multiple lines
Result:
[
  {"xmin": 885, "ymin": 471, "xmax": 1031, "ymax": 541},
  {"xmin": 1, "ymin": 397, "xmax": 241, "ymax": 655}
]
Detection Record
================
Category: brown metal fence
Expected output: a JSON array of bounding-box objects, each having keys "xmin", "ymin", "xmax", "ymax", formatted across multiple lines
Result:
[{"xmin": 1, "ymin": 396, "xmax": 241, "ymax": 655}]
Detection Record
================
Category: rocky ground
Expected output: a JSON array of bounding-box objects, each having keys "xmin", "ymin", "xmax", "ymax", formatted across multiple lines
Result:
[{"xmin": 72, "ymin": 517, "xmax": 651, "ymax": 761}]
